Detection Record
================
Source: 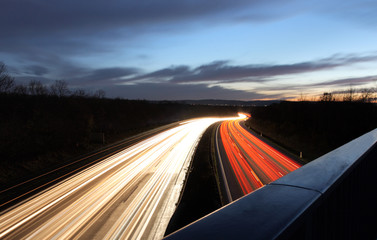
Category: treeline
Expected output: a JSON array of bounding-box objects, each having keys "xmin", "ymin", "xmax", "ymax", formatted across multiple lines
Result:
[
  {"xmin": 0, "ymin": 62, "xmax": 239, "ymax": 185},
  {"xmin": 319, "ymin": 87, "xmax": 377, "ymax": 102},
  {"xmin": 245, "ymin": 101, "xmax": 377, "ymax": 161},
  {"xmin": 1, "ymin": 62, "xmax": 105, "ymax": 98},
  {"xmin": 299, "ymin": 86, "xmax": 377, "ymax": 103}
]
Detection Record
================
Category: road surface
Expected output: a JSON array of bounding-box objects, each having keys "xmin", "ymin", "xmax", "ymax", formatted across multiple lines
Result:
[
  {"xmin": 0, "ymin": 117, "xmax": 231, "ymax": 240},
  {"xmin": 216, "ymin": 114, "xmax": 302, "ymax": 201},
  {"xmin": 0, "ymin": 122, "xmax": 186, "ymax": 211}
]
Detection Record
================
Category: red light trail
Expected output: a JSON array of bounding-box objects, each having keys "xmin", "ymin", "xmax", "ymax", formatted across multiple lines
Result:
[{"xmin": 219, "ymin": 116, "xmax": 301, "ymax": 196}]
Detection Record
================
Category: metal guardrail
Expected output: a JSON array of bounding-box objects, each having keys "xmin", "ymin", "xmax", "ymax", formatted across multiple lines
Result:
[{"xmin": 165, "ymin": 128, "xmax": 377, "ymax": 240}]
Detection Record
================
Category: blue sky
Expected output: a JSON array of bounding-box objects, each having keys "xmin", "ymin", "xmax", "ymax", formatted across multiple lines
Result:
[{"xmin": 1, "ymin": 0, "xmax": 377, "ymax": 100}]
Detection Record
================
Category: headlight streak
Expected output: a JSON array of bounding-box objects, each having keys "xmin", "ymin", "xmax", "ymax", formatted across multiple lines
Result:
[
  {"xmin": 219, "ymin": 117, "xmax": 302, "ymax": 197},
  {"xmin": 0, "ymin": 117, "xmax": 235, "ymax": 240}
]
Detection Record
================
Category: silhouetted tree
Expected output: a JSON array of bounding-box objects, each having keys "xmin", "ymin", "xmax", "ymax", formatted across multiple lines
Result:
[
  {"xmin": 50, "ymin": 80, "xmax": 70, "ymax": 97},
  {"xmin": 93, "ymin": 89, "xmax": 106, "ymax": 99},
  {"xmin": 13, "ymin": 84, "xmax": 28, "ymax": 95},
  {"xmin": 28, "ymin": 80, "xmax": 48, "ymax": 95},
  {"xmin": 72, "ymin": 88, "xmax": 89, "ymax": 98},
  {"xmin": 297, "ymin": 92, "xmax": 307, "ymax": 102},
  {"xmin": 320, "ymin": 92, "xmax": 335, "ymax": 102},
  {"xmin": 358, "ymin": 88, "xmax": 374, "ymax": 103},
  {"xmin": 343, "ymin": 86, "xmax": 355, "ymax": 102},
  {"xmin": 0, "ymin": 62, "xmax": 15, "ymax": 93}
]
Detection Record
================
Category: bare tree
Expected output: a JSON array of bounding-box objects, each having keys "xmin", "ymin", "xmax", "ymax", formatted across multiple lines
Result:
[
  {"xmin": 0, "ymin": 62, "xmax": 15, "ymax": 93},
  {"xmin": 297, "ymin": 92, "xmax": 307, "ymax": 102},
  {"xmin": 72, "ymin": 88, "xmax": 89, "ymax": 98},
  {"xmin": 93, "ymin": 89, "xmax": 106, "ymax": 99},
  {"xmin": 50, "ymin": 80, "xmax": 70, "ymax": 97},
  {"xmin": 13, "ymin": 84, "xmax": 28, "ymax": 95},
  {"xmin": 320, "ymin": 92, "xmax": 335, "ymax": 102},
  {"xmin": 311, "ymin": 95, "xmax": 319, "ymax": 102},
  {"xmin": 343, "ymin": 86, "xmax": 355, "ymax": 102},
  {"xmin": 28, "ymin": 80, "xmax": 48, "ymax": 95},
  {"xmin": 358, "ymin": 88, "xmax": 374, "ymax": 102}
]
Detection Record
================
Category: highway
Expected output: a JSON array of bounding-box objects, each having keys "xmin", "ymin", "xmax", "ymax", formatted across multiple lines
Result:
[
  {"xmin": 0, "ymin": 122, "xmax": 186, "ymax": 211},
  {"xmin": 0, "ymin": 117, "xmax": 231, "ymax": 240},
  {"xmin": 216, "ymin": 114, "xmax": 302, "ymax": 201}
]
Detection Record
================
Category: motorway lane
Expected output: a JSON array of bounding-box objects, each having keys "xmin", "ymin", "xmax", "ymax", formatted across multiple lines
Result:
[
  {"xmin": 217, "ymin": 115, "xmax": 301, "ymax": 201},
  {"xmin": 0, "ymin": 121, "xmax": 183, "ymax": 211},
  {"xmin": 0, "ymin": 117, "xmax": 232, "ymax": 240}
]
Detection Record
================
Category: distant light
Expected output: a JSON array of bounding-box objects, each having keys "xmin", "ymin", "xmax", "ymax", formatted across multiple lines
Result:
[{"xmin": 237, "ymin": 112, "xmax": 250, "ymax": 119}]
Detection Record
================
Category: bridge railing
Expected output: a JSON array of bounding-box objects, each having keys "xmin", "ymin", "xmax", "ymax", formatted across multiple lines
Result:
[{"xmin": 165, "ymin": 128, "xmax": 377, "ymax": 240}]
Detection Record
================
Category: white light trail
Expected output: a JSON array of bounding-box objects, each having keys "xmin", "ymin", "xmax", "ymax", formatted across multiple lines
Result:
[{"xmin": 0, "ymin": 116, "xmax": 237, "ymax": 240}]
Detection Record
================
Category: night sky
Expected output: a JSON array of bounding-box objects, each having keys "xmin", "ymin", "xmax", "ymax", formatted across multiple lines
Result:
[{"xmin": 2, "ymin": 0, "xmax": 377, "ymax": 100}]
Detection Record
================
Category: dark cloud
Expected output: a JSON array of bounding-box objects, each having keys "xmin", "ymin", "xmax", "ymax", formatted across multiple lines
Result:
[
  {"xmin": 125, "ymin": 54, "xmax": 377, "ymax": 84},
  {"xmin": 4, "ymin": 0, "xmax": 375, "ymax": 41},
  {"xmin": 13, "ymin": 63, "xmax": 139, "ymax": 87},
  {"xmin": 8, "ymin": 55, "xmax": 88, "ymax": 83},
  {"xmin": 308, "ymin": 75, "xmax": 377, "ymax": 87},
  {"xmin": 25, "ymin": 65, "xmax": 49, "ymax": 76},
  {"xmin": 0, "ymin": 0, "xmax": 292, "ymax": 84},
  {"xmin": 130, "ymin": 66, "xmax": 191, "ymax": 82},
  {"xmin": 2, "ymin": 0, "xmax": 376, "ymax": 72},
  {"xmin": 255, "ymin": 75, "xmax": 377, "ymax": 93},
  {"xmin": 70, "ymin": 67, "xmax": 140, "ymax": 86},
  {"xmin": 102, "ymin": 82, "xmax": 278, "ymax": 101},
  {"xmin": 0, "ymin": 1, "xmax": 279, "ymax": 34},
  {"xmin": 2, "ymin": 0, "xmax": 375, "ymax": 54},
  {"xmin": 14, "ymin": 76, "xmax": 53, "ymax": 85},
  {"xmin": 0, "ymin": 0, "xmax": 284, "ymax": 56}
]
